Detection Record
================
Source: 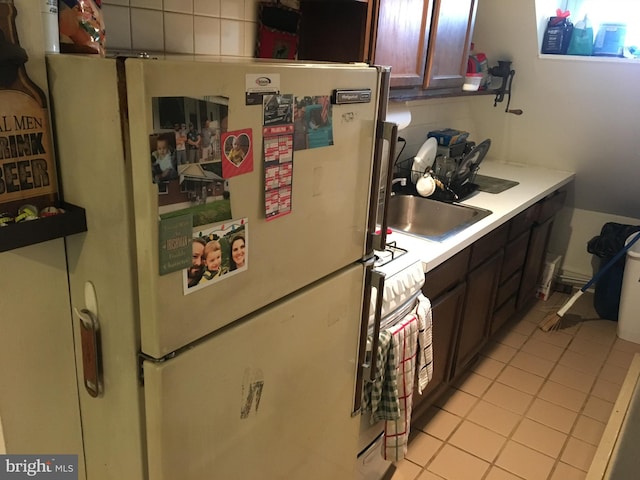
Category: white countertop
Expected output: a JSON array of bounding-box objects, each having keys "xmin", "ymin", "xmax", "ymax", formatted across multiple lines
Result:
[{"xmin": 387, "ymin": 161, "xmax": 576, "ymax": 273}]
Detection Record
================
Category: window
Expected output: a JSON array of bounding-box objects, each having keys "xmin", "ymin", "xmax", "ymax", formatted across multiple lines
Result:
[{"xmin": 566, "ymin": 0, "xmax": 640, "ymax": 55}]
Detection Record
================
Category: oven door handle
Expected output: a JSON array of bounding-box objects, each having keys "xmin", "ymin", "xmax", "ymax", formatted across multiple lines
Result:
[
  {"xmin": 368, "ymin": 269, "xmax": 386, "ymax": 383},
  {"xmin": 352, "ymin": 264, "xmax": 386, "ymax": 416}
]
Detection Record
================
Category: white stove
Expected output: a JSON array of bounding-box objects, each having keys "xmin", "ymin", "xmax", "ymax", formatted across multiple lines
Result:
[
  {"xmin": 370, "ymin": 243, "xmax": 425, "ymax": 322},
  {"xmin": 357, "ymin": 243, "xmax": 426, "ymax": 479}
]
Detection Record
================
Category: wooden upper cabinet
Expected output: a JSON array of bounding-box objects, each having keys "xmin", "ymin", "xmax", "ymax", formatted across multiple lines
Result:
[
  {"xmin": 372, "ymin": 0, "xmax": 434, "ymax": 88},
  {"xmin": 424, "ymin": 0, "xmax": 478, "ymax": 89},
  {"xmin": 298, "ymin": 1, "xmax": 374, "ymax": 63},
  {"xmin": 297, "ymin": 0, "xmax": 479, "ymax": 94}
]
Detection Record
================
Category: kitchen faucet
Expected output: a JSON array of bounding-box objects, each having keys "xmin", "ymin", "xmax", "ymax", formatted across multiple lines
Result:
[{"xmin": 390, "ymin": 177, "xmax": 407, "ymax": 196}]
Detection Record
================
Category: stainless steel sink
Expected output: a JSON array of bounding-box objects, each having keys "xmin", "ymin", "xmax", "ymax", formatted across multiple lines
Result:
[{"xmin": 387, "ymin": 195, "xmax": 492, "ymax": 241}]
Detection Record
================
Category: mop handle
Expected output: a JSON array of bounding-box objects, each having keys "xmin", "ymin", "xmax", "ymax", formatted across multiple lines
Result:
[{"xmin": 582, "ymin": 231, "xmax": 640, "ymax": 293}]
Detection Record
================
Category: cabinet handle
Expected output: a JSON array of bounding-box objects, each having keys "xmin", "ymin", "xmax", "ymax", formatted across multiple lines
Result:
[{"xmin": 76, "ymin": 308, "xmax": 103, "ymax": 397}]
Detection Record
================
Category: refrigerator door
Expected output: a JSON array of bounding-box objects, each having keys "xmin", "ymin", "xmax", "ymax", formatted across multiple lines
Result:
[
  {"xmin": 142, "ymin": 264, "xmax": 364, "ymax": 480},
  {"xmin": 123, "ymin": 58, "xmax": 381, "ymax": 358}
]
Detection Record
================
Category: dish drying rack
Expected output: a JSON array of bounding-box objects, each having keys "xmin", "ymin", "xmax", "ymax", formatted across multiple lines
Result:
[{"xmin": 403, "ymin": 163, "xmax": 480, "ymax": 203}]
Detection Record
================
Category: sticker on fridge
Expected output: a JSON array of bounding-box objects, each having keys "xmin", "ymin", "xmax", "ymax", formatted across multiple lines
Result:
[
  {"xmin": 293, "ymin": 95, "xmax": 334, "ymax": 151},
  {"xmin": 150, "ymin": 96, "xmax": 232, "ymax": 228},
  {"xmin": 262, "ymin": 94, "xmax": 294, "ymax": 221},
  {"xmin": 184, "ymin": 218, "xmax": 248, "ymax": 294},
  {"xmin": 221, "ymin": 129, "xmax": 253, "ymax": 178},
  {"xmin": 158, "ymin": 214, "xmax": 193, "ymax": 275},
  {"xmin": 245, "ymin": 73, "xmax": 280, "ymax": 106}
]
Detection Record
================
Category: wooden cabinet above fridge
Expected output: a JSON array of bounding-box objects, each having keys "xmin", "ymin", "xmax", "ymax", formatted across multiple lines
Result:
[{"xmin": 298, "ymin": 0, "xmax": 477, "ymax": 95}]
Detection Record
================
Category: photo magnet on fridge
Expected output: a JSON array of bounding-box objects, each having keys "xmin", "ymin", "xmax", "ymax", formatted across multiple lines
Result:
[
  {"xmin": 183, "ymin": 218, "xmax": 248, "ymax": 295},
  {"xmin": 293, "ymin": 95, "xmax": 334, "ymax": 151},
  {"xmin": 222, "ymin": 129, "xmax": 253, "ymax": 178},
  {"xmin": 151, "ymin": 96, "xmax": 232, "ymax": 228}
]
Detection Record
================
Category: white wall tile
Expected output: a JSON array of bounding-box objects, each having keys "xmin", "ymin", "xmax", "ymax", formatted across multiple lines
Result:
[
  {"xmin": 244, "ymin": 0, "xmax": 258, "ymax": 22},
  {"xmin": 164, "ymin": 0, "xmax": 193, "ymax": 14},
  {"xmin": 220, "ymin": 19, "xmax": 244, "ymax": 56},
  {"xmin": 102, "ymin": 4, "xmax": 132, "ymax": 50},
  {"xmin": 99, "ymin": 1, "xmax": 255, "ymax": 57},
  {"xmin": 194, "ymin": 0, "xmax": 220, "ymax": 17},
  {"xmin": 244, "ymin": 21, "xmax": 256, "ymax": 57},
  {"xmin": 221, "ymin": 0, "xmax": 244, "ymax": 19},
  {"xmin": 131, "ymin": 8, "xmax": 164, "ymax": 52},
  {"xmin": 194, "ymin": 16, "xmax": 221, "ymax": 55},
  {"xmin": 103, "ymin": 0, "xmax": 130, "ymax": 6},
  {"xmin": 130, "ymin": 0, "xmax": 162, "ymax": 9},
  {"xmin": 164, "ymin": 12, "xmax": 194, "ymax": 53}
]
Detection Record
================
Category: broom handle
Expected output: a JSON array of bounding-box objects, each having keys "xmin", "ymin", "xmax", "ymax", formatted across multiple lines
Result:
[
  {"xmin": 557, "ymin": 290, "xmax": 584, "ymax": 317},
  {"xmin": 582, "ymin": 231, "xmax": 640, "ymax": 293}
]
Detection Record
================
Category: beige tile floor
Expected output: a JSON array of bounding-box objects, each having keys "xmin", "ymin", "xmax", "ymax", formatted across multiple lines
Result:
[{"xmin": 392, "ymin": 291, "xmax": 640, "ymax": 480}]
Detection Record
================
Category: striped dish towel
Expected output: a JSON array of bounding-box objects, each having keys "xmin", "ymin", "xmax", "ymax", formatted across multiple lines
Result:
[
  {"xmin": 416, "ymin": 294, "xmax": 434, "ymax": 394},
  {"xmin": 361, "ymin": 330, "xmax": 401, "ymax": 423},
  {"xmin": 383, "ymin": 314, "xmax": 420, "ymax": 462}
]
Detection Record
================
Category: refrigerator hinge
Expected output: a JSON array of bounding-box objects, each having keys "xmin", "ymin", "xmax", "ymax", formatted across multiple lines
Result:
[{"xmin": 137, "ymin": 351, "xmax": 176, "ymax": 386}]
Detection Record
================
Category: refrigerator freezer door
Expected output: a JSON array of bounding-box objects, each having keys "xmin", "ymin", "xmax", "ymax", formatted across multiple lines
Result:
[
  {"xmin": 123, "ymin": 59, "xmax": 380, "ymax": 358},
  {"xmin": 143, "ymin": 264, "xmax": 365, "ymax": 480}
]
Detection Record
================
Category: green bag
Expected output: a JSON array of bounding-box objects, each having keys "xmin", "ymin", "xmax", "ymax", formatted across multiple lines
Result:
[{"xmin": 567, "ymin": 15, "xmax": 594, "ymax": 56}]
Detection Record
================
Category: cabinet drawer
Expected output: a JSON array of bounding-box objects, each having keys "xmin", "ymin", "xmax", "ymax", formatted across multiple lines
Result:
[
  {"xmin": 509, "ymin": 207, "xmax": 537, "ymax": 240},
  {"xmin": 470, "ymin": 223, "xmax": 508, "ymax": 271},
  {"xmin": 423, "ymin": 247, "xmax": 470, "ymax": 300},
  {"xmin": 537, "ymin": 189, "xmax": 567, "ymax": 224},
  {"xmin": 496, "ymin": 270, "xmax": 522, "ymax": 308},
  {"xmin": 500, "ymin": 230, "xmax": 529, "ymax": 283}
]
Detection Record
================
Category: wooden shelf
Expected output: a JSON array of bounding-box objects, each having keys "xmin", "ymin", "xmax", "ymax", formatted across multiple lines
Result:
[
  {"xmin": 0, "ymin": 202, "xmax": 87, "ymax": 252},
  {"xmin": 389, "ymin": 87, "xmax": 495, "ymax": 101}
]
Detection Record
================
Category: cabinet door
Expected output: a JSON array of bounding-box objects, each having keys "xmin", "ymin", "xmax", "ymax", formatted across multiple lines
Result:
[
  {"xmin": 374, "ymin": 0, "xmax": 434, "ymax": 88},
  {"xmin": 298, "ymin": 1, "xmax": 373, "ymax": 63},
  {"xmin": 517, "ymin": 217, "xmax": 553, "ymax": 311},
  {"xmin": 413, "ymin": 282, "xmax": 466, "ymax": 418},
  {"xmin": 424, "ymin": 0, "xmax": 477, "ymax": 89},
  {"xmin": 454, "ymin": 249, "xmax": 503, "ymax": 376}
]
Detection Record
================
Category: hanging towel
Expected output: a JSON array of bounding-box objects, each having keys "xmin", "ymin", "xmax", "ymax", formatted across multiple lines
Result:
[
  {"xmin": 416, "ymin": 294, "xmax": 434, "ymax": 394},
  {"xmin": 383, "ymin": 314, "xmax": 420, "ymax": 462},
  {"xmin": 361, "ymin": 330, "xmax": 401, "ymax": 423}
]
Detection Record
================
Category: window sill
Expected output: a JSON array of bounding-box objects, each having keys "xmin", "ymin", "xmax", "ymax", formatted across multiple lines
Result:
[{"xmin": 538, "ymin": 53, "xmax": 640, "ymax": 64}]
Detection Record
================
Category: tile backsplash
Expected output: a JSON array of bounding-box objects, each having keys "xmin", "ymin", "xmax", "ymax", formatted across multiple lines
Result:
[{"xmin": 102, "ymin": 0, "xmax": 258, "ymax": 56}]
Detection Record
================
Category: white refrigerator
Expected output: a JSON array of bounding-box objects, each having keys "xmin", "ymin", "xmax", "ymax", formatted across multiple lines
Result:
[{"xmin": 46, "ymin": 54, "xmax": 397, "ymax": 480}]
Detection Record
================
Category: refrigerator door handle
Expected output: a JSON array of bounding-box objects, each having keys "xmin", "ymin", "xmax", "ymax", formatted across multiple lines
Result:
[
  {"xmin": 368, "ymin": 121, "xmax": 399, "ymax": 253},
  {"xmin": 75, "ymin": 307, "xmax": 104, "ymax": 397}
]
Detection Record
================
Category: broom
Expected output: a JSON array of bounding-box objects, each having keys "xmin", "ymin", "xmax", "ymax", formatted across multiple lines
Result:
[{"xmin": 540, "ymin": 230, "xmax": 640, "ymax": 332}]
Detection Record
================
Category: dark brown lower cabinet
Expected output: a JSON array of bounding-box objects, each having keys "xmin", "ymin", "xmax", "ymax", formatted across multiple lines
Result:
[
  {"xmin": 411, "ymin": 188, "xmax": 567, "ymax": 425},
  {"xmin": 412, "ymin": 282, "xmax": 466, "ymax": 418},
  {"xmin": 453, "ymin": 249, "xmax": 503, "ymax": 377},
  {"xmin": 517, "ymin": 217, "xmax": 553, "ymax": 311}
]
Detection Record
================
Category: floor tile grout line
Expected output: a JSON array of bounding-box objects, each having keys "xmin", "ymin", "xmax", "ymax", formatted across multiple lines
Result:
[
  {"xmin": 406, "ymin": 294, "xmax": 625, "ymax": 480},
  {"xmin": 486, "ymin": 300, "xmax": 619, "ymax": 478}
]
